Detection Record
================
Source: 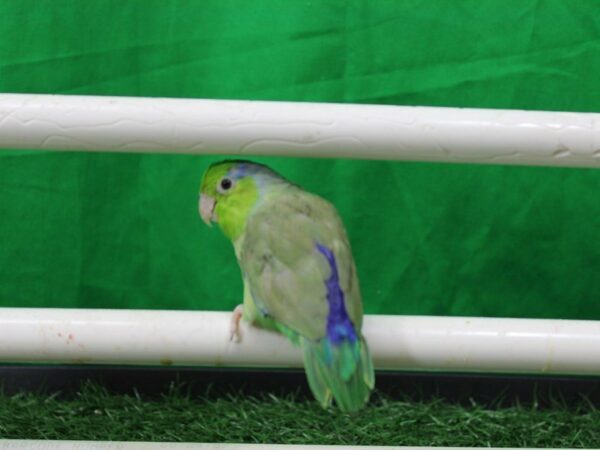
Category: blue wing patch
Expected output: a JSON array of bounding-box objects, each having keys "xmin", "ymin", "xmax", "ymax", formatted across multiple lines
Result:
[{"xmin": 316, "ymin": 243, "xmax": 357, "ymax": 346}]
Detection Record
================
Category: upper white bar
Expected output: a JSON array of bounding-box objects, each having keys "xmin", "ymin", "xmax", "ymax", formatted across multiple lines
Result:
[
  {"xmin": 2, "ymin": 308, "xmax": 600, "ymax": 375},
  {"xmin": 0, "ymin": 94, "xmax": 599, "ymax": 167}
]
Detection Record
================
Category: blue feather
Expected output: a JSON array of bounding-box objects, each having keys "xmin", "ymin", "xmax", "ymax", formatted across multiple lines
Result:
[{"xmin": 315, "ymin": 243, "xmax": 358, "ymax": 348}]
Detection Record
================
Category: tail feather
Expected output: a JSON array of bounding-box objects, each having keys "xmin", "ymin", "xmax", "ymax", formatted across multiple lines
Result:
[
  {"xmin": 302, "ymin": 335, "xmax": 374, "ymax": 412},
  {"xmin": 360, "ymin": 337, "xmax": 375, "ymax": 389},
  {"xmin": 303, "ymin": 343, "xmax": 334, "ymax": 408}
]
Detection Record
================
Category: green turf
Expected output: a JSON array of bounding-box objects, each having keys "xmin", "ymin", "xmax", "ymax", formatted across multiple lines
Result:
[{"xmin": 0, "ymin": 383, "xmax": 599, "ymax": 446}]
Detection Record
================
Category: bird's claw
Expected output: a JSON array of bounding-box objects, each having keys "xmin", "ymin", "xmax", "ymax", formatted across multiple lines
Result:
[{"xmin": 229, "ymin": 304, "xmax": 244, "ymax": 342}]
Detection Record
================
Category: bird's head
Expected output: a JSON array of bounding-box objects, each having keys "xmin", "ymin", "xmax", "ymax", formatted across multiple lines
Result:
[{"xmin": 199, "ymin": 160, "xmax": 284, "ymax": 240}]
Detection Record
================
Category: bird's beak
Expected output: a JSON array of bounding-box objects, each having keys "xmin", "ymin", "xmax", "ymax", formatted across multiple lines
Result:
[{"xmin": 199, "ymin": 194, "xmax": 217, "ymax": 227}]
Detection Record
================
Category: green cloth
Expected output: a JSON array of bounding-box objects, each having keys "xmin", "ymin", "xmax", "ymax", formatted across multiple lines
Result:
[{"xmin": 1, "ymin": 0, "xmax": 599, "ymax": 319}]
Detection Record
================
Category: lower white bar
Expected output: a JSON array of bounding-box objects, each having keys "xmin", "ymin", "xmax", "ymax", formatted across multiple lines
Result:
[
  {"xmin": 0, "ymin": 94, "xmax": 599, "ymax": 168},
  {"xmin": 0, "ymin": 442, "xmax": 568, "ymax": 450},
  {"xmin": 0, "ymin": 308, "xmax": 600, "ymax": 374}
]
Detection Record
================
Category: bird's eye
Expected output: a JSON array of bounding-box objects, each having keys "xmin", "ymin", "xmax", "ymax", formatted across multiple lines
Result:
[{"xmin": 219, "ymin": 177, "xmax": 233, "ymax": 192}]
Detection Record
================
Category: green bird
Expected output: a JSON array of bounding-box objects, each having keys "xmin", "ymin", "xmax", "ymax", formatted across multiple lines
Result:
[{"xmin": 199, "ymin": 160, "xmax": 374, "ymax": 412}]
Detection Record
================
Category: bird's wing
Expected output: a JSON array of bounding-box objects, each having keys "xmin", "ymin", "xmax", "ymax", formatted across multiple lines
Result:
[{"xmin": 240, "ymin": 186, "xmax": 362, "ymax": 341}]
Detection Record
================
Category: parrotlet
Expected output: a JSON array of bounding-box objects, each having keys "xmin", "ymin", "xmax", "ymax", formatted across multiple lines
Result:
[{"xmin": 199, "ymin": 160, "xmax": 374, "ymax": 412}]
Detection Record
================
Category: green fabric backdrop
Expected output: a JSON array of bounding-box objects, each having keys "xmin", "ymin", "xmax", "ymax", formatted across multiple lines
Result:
[{"xmin": 1, "ymin": 1, "xmax": 599, "ymax": 319}]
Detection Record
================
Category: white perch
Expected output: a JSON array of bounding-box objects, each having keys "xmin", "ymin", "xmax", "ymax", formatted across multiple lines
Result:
[
  {"xmin": 0, "ymin": 94, "xmax": 599, "ymax": 167},
  {"xmin": 1, "ymin": 308, "xmax": 600, "ymax": 375}
]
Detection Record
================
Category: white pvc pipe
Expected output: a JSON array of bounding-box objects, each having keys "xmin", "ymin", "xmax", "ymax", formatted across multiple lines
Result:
[
  {"xmin": 1, "ymin": 308, "xmax": 600, "ymax": 375},
  {"xmin": 0, "ymin": 94, "xmax": 598, "ymax": 168}
]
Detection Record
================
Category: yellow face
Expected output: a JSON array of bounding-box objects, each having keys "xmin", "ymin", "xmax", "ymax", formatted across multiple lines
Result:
[{"xmin": 199, "ymin": 161, "xmax": 259, "ymax": 241}]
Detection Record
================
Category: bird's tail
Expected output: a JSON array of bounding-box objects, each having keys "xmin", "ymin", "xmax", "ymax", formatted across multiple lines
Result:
[{"xmin": 301, "ymin": 334, "xmax": 375, "ymax": 412}]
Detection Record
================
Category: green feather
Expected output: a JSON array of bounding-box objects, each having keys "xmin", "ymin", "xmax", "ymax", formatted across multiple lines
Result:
[
  {"xmin": 215, "ymin": 176, "xmax": 258, "ymax": 240},
  {"xmin": 302, "ymin": 336, "xmax": 374, "ymax": 412}
]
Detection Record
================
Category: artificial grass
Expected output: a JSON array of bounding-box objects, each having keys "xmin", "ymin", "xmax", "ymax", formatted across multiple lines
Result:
[{"xmin": 0, "ymin": 382, "xmax": 599, "ymax": 447}]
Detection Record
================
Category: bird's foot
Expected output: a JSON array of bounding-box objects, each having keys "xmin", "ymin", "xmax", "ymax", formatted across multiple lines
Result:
[{"xmin": 229, "ymin": 304, "xmax": 244, "ymax": 342}]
